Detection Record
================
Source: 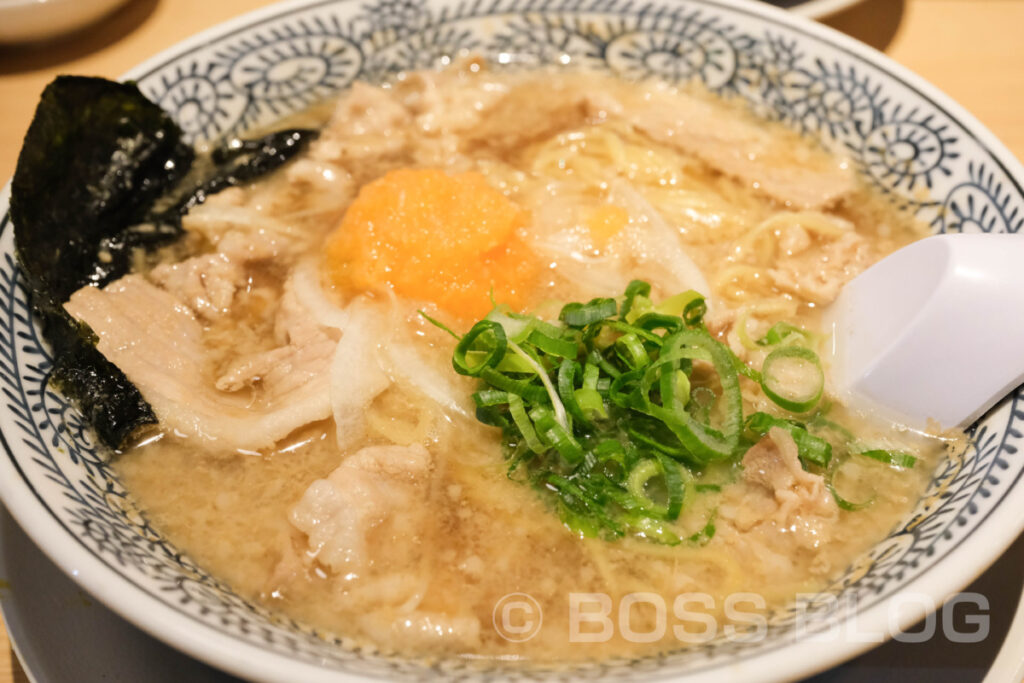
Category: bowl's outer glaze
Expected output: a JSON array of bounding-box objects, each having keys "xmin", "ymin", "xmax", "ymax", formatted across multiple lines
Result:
[{"xmin": 1, "ymin": 0, "xmax": 1022, "ymax": 680}]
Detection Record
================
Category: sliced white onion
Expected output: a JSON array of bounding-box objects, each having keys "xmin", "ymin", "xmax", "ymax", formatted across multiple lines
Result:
[
  {"xmin": 609, "ymin": 179, "xmax": 714, "ymax": 310},
  {"xmin": 289, "ymin": 258, "xmax": 351, "ymax": 330},
  {"xmin": 380, "ymin": 339, "xmax": 472, "ymax": 419},
  {"xmin": 528, "ymin": 231, "xmax": 633, "ymax": 298},
  {"xmin": 330, "ymin": 298, "xmax": 391, "ymax": 450}
]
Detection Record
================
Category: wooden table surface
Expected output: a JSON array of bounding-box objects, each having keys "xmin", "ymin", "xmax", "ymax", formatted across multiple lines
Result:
[{"xmin": 1, "ymin": 0, "xmax": 1023, "ymax": 680}]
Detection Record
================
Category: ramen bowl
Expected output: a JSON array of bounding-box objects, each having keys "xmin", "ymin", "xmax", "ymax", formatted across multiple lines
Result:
[{"xmin": 1, "ymin": 0, "xmax": 1022, "ymax": 680}]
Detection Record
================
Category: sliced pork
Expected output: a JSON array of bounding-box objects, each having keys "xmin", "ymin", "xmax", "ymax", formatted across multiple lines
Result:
[
  {"xmin": 149, "ymin": 253, "xmax": 244, "ymax": 321},
  {"xmin": 628, "ymin": 89, "xmax": 856, "ymax": 210},
  {"xmin": 289, "ymin": 443, "xmax": 432, "ymax": 573},
  {"xmin": 727, "ymin": 427, "xmax": 839, "ymax": 550},
  {"xmin": 64, "ymin": 275, "xmax": 333, "ymax": 452}
]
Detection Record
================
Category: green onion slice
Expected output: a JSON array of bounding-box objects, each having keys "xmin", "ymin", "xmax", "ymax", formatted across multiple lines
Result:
[
  {"xmin": 528, "ymin": 328, "xmax": 579, "ymax": 359},
  {"xmin": 557, "ymin": 360, "xmax": 591, "ymax": 427},
  {"xmin": 760, "ymin": 345, "xmax": 824, "ymax": 413},
  {"xmin": 614, "ymin": 332, "xmax": 650, "ymax": 370},
  {"xmin": 620, "ymin": 280, "xmax": 652, "ymax": 321},
  {"xmin": 758, "ymin": 321, "xmax": 814, "ymax": 347},
  {"xmin": 453, "ymin": 320, "xmax": 506, "ymax": 376},
  {"xmin": 735, "ymin": 311, "xmax": 761, "ymax": 351},
  {"xmin": 858, "ymin": 449, "xmax": 917, "ymax": 469},
  {"xmin": 478, "ymin": 367, "xmax": 548, "ymax": 404},
  {"xmin": 827, "ymin": 454, "xmax": 875, "ymax": 511},
  {"xmin": 645, "ymin": 328, "xmax": 743, "ymax": 463},
  {"xmin": 625, "ymin": 454, "xmax": 691, "ymax": 521},
  {"xmin": 560, "ymin": 297, "xmax": 617, "ymax": 327},
  {"xmin": 508, "ymin": 394, "xmax": 544, "ymax": 453},
  {"xmin": 729, "ymin": 347, "xmax": 762, "ymax": 382},
  {"xmin": 655, "ymin": 289, "xmax": 703, "ymax": 319}
]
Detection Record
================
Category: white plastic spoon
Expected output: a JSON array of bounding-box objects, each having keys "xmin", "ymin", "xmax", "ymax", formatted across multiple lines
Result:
[{"xmin": 825, "ymin": 233, "xmax": 1024, "ymax": 430}]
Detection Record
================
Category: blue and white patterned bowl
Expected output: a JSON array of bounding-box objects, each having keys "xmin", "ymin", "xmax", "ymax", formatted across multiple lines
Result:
[{"xmin": 1, "ymin": 0, "xmax": 1023, "ymax": 680}]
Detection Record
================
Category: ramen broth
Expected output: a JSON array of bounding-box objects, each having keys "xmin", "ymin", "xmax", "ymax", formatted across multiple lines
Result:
[{"xmin": 102, "ymin": 62, "xmax": 953, "ymax": 662}]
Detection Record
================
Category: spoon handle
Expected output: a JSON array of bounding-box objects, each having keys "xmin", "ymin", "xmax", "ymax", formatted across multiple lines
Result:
[{"xmin": 827, "ymin": 233, "xmax": 1024, "ymax": 429}]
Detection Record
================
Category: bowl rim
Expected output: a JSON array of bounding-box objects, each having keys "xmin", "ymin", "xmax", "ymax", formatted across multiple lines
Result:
[
  {"xmin": 787, "ymin": 0, "xmax": 864, "ymax": 19},
  {"xmin": 1, "ymin": 0, "xmax": 1024, "ymax": 680}
]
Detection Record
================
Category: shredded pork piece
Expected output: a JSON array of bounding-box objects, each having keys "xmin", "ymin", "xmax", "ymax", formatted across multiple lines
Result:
[
  {"xmin": 628, "ymin": 89, "xmax": 856, "ymax": 209},
  {"xmin": 311, "ymin": 82, "xmax": 413, "ymax": 168},
  {"xmin": 182, "ymin": 204, "xmax": 303, "ymax": 262},
  {"xmin": 64, "ymin": 275, "xmax": 332, "ymax": 451},
  {"xmin": 214, "ymin": 332, "xmax": 334, "ymax": 394},
  {"xmin": 767, "ymin": 231, "xmax": 875, "ymax": 304},
  {"xmin": 731, "ymin": 427, "xmax": 839, "ymax": 549},
  {"xmin": 289, "ymin": 443, "xmax": 432, "ymax": 573},
  {"xmin": 464, "ymin": 84, "xmax": 595, "ymax": 153},
  {"xmin": 399, "ymin": 66, "xmax": 506, "ymax": 135},
  {"xmin": 288, "ymin": 443, "xmax": 474, "ymax": 650},
  {"xmin": 394, "ymin": 66, "xmax": 507, "ymax": 166},
  {"xmin": 148, "ymin": 253, "xmax": 244, "ymax": 320},
  {"xmin": 216, "ymin": 283, "xmax": 337, "ymax": 393}
]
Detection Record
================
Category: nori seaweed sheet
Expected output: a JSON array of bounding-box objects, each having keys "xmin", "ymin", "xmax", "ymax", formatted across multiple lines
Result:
[{"xmin": 10, "ymin": 75, "xmax": 316, "ymax": 450}]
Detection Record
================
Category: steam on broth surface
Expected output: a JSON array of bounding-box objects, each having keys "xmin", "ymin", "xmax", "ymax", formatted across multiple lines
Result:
[{"xmin": 67, "ymin": 60, "xmax": 955, "ymax": 662}]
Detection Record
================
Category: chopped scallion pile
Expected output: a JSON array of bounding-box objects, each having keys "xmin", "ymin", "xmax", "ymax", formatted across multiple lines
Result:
[{"xmin": 428, "ymin": 280, "xmax": 915, "ymax": 544}]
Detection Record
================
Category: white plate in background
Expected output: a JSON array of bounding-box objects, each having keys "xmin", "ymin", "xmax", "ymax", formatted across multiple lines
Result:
[{"xmin": 0, "ymin": 0, "xmax": 131, "ymax": 43}]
